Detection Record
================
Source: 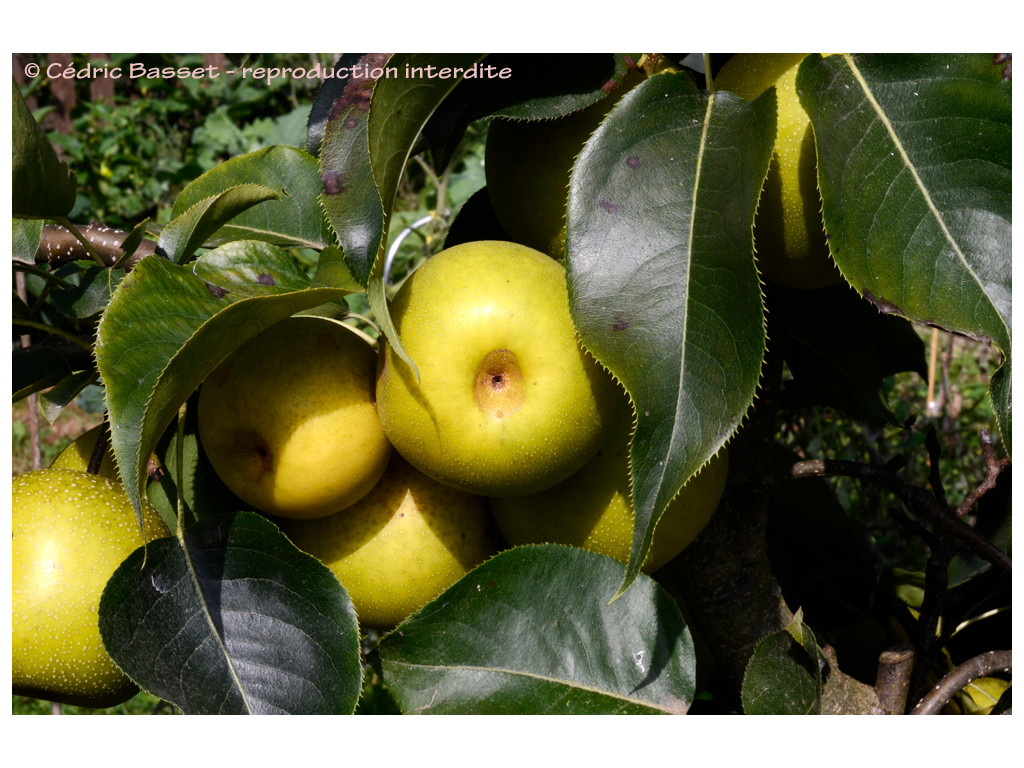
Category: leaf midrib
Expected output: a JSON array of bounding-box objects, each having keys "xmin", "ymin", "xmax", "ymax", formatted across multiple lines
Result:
[
  {"xmin": 845, "ymin": 54, "xmax": 1010, "ymax": 343},
  {"xmin": 384, "ymin": 658, "xmax": 678, "ymax": 713}
]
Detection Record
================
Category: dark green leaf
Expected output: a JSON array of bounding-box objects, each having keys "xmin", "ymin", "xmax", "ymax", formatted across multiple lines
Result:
[
  {"xmin": 98, "ymin": 512, "xmax": 362, "ymax": 714},
  {"xmin": 12, "ymin": 81, "xmax": 76, "ymax": 218},
  {"xmin": 13, "ymin": 346, "xmax": 72, "ymax": 401},
  {"xmin": 741, "ymin": 612, "xmax": 823, "ymax": 714},
  {"xmin": 567, "ymin": 71, "xmax": 773, "ymax": 596},
  {"xmin": 49, "ymin": 265, "xmax": 125, "ymax": 319},
  {"xmin": 799, "ymin": 53, "xmax": 1011, "ymax": 450},
  {"xmin": 172, "ymin": 145, "xmax": 332, "ymax": 251},
  {"xmin": 769, "ymin": 281, "xmax": 927, "ymax": 425},
  {"xmin": 95, "ymin": 247, "xmax": 348, "ymax": 522},
  {"xmin": 363, "ymin": 54, "xmax": 486, "ymax": 373},
  {"xmin": 115, "ymin": 218, "xmax": 151, "ymax": 266},
  {"xmin": 380, "ymin": 544, "xmax": 696, "ymax": 714},
  {"xmin": 419, "ymin": 54, "xmax": 636, "ymax": 170},
  {"xmin": 480, "ymin": 53, "xmax": 636, "ymax": 121},
  {"xmin": 318, "ymin": 53, "xmax": 392, "ymax": 287},
  {"xmin": 306, "ymin": 54, "xmax": 368, "ymax": 157}
]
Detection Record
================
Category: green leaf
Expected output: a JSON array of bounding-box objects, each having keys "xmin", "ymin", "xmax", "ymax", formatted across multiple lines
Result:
[
  {"xmin": 770, "ymin": 281, "xmax": 927, "ymax": 425},
  {"xmin": 364, "ymin": 54, "xmax": 486, "ymax": 374},
  {"xmin": 49, "ymin": 265, "xmax": 125, "ymax": 319},
  {"xmin": 12, "ymin": 81, "xmax": 76, "ymax": 218},
  {"xmin": 12, "ymin": 346, "xmax": 72, "ymax": 401},
  {"xmin": 95, "ymin": 246, "xmax": 348, "ymax": 522},
  {"xmin": 39, "ymin": 369, "xmax": 96, "ymax": 424},
  {"xmin": 12, "ymin": 218, "xmax": 44, "ymax": 262},
  {"xmin": 171, "ymin": 145, "xmax": 332, "ymax": 251},
  {"xmin": 98, "ymin": 512, "xmax": 362, "ymax": 714},
  {"xmin": 312, "ymin": 244, "xmax": 363, "ymax": 292},
  {"xmin": 798, "ymin": 53, "xmax": 1012, "ymax": 451},
  {"xmin": 418, "ymin": 54, "xmax": 635, "ymax": 170},
  {"xmin": 157, "ymin": 184, "xmax": 281, "ymax": 263},
  {"xmin": 479, "ymin": 53, "xmax": 636, "ymax": 121},
  {"xmin": 317, "ymin": 53, "xmax": 392, "ymax": 287},
  {"xmin": 379, "ymin": 544, "xmax": 696, "ymax": 714},
  {"xmin": 741, "ymin": 611, "xmax": 824, "ymax": 714},
  {"xmin": 316, "ymin": 54, "xmax": 483, "ymax": 369},
  {"xmin": 146, "ymin": 396, "xmax": 249, "ymax": 533},
  {"xmin": 566, "ymin": 71, "xmax": 773, "ymax": 596}
]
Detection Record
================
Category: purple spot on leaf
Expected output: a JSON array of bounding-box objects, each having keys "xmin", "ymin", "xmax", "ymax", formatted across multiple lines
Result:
[
  {"xmin": 321, "ymin": 170, "xmax": 343, "ymax": 196},
  {"xmin": 599, "ymin": 199, "xmax": 619, "ymax": 214}
]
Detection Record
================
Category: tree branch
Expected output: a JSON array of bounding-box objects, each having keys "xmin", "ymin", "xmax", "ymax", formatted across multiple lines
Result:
[
  {"xmin": 910, "ymin": 650, "xmax": 1011, "ymax": 714},
  {"xmin": 778, "ymin": 456, "xmax": 1012, "ymax": 578},
  {"xmin": 35, "ymin": 222, "xmax": 155, "ymax": 271},
  {"xmin": 874, "ymin": 644, "xmax": 915, "ymax": 714}
]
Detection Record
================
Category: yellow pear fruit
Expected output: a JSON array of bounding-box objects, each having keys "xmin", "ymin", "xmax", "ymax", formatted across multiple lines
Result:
[
  {"xmin": 12, "ymin": 468, "xmax": 170, "ymax": 708},
  {"xmin": 277, "ymin": 455, "xmax": 499, "ymax": 630},
  {"xmin": 485, "ymin": 65, "xmax": 645, "ymax": 257},
  {"xmin": 51, "ymin": 423, "xmax": 119, "ymax": 481},
  {"xmin": 198, "ymin": 315, "xmax": 392, "ymax": 519},
  {"xmin": 376, "ymin": 240, "xmax": 616, "ymax": 497},
  {"xmin": 491, "ymin": 394, "xmax": 728, "ymax": 573},
  {"xmin": 713, "ymin": 53, "xmax": 842, "ymax": 289}
]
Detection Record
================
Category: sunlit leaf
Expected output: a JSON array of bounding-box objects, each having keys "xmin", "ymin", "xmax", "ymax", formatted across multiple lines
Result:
[
  {"xmin": 799, "ymin": 53, "xmax": 1011, "ymax": 450},
  {"xmin": 172, "ymin": 145, "xmax": 332, "ymax": 251},
  {"xmin": 567, "ymin": 71, "xmax": 773, "ymax": 596},
  {"xmin": 158, "ymin": 184, "xmax": 281, "ymax": 263},
  {"xmin": 380, "ymin": 544, "xmax": 696, "ymax": 714},
  {"xmin": 95, "ymin": 246, "xmax": 348, "ymax": 522}
]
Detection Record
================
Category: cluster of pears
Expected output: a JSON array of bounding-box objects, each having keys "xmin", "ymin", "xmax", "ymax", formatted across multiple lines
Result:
[{"xmin": 194, "ymin": 239, "xmax": 729, "ymax": 632}]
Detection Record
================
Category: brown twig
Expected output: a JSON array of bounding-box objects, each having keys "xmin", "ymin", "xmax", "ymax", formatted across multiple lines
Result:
[
  {"xmin": 35, "ymin": 222, "xmax": 155, "ymax": 271},
  {"xmin": 910, "ymin": 650, "xmax": 1011, "ymax": 714},
  {"xmin": 956, "ymin": 429, "xmax": 1010, "ymax": 520},
  {"xmin": 925, "ymin": 427, "xmax": 947, "ymax": 508},
  {"xmin": 874, "ymin": 644, "xmax": 915, "ymax": 714},
  {"xmin": 779, "ymin": 457, "xmax": 1011, "ymax": 578}
]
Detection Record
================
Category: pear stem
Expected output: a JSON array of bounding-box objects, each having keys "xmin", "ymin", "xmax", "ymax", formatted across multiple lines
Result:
[{"xmin": 87, "ymin": 419, "xmax": 111, "ymax": 475}]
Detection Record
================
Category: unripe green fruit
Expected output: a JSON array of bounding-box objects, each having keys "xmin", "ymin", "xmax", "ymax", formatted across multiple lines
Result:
[
  {"xmin": 491, "ymin": 396, "xmax": 728, "ymax": 573},
  {"xmin": 12, "ymin": 468, "xmax": 170, "ymax": 708},
  {"xmin": 376, "ymin": 240, "xmax": 616, "ymax": 497},
  {"xmin": 277, "ymin": 455, "xmax": 499, "ymax": 630},
  {"xmin": 198, "ymin": 316, "xmax": 392, "ymax": 519},
  {"xmin": 713, "ymin": 53, "xmax": 842, "ymax": 290}
]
